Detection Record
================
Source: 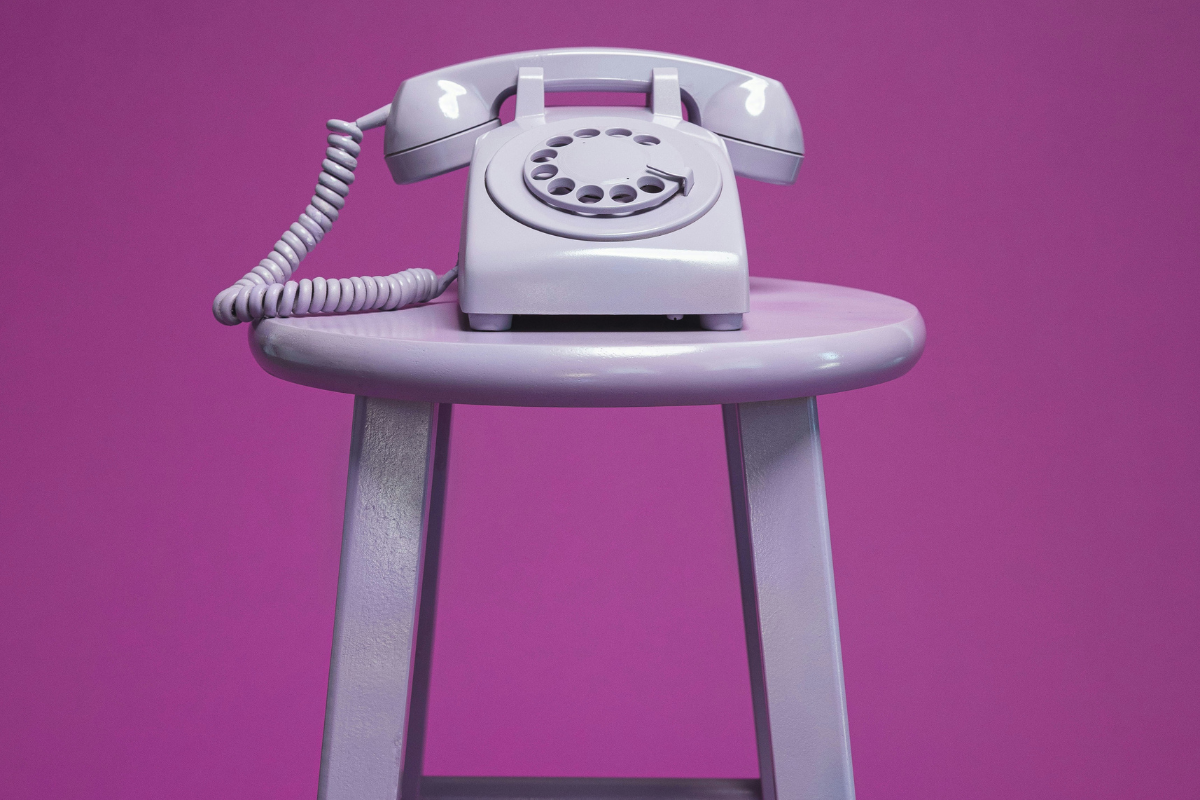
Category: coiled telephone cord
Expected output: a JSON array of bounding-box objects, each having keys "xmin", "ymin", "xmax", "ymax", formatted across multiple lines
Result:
[{"xmin": 212, "ymin": 107, "xmax": 457, "ymax": 326}]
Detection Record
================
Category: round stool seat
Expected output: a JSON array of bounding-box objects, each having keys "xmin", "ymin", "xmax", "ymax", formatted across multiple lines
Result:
[{"xmin": 250, "ymin": 277, "xmax": 925, "ymax": 407}]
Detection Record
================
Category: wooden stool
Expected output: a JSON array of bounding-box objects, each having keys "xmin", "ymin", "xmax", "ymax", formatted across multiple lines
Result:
[{"xmin": 251, "ymin": 277, "xmax": 925, "ymax": 800}]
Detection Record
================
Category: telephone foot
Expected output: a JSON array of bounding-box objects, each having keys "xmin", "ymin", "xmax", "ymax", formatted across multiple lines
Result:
[
  {"xmin": 699, "ymin": 313, "xmax": 743, "ymax": 331},
  {"xmin": 469, "ymin": 313, "xmax": 513, "ymax": 331}
]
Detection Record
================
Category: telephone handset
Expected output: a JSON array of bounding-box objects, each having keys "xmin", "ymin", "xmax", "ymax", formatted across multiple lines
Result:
[{"xmin": 213, "ymin": 48, "xmax": 803, "ymax": 331}]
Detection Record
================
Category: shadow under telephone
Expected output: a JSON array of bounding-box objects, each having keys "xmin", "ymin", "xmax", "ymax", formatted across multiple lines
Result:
[{"xmin": 213, "ymin": 48, "xmax": 804, "ymax": 331}]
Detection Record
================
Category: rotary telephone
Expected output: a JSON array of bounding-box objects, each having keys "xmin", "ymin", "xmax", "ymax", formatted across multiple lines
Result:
[{"xmin": 213, "ymin": 48, "xmax": 804, "ymax": 331}]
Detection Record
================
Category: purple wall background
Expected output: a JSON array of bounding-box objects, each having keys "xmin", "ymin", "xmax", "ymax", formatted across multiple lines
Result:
[{"xmin": 2, "ymin": 1, "xmax": 1198, "ymax": 797}]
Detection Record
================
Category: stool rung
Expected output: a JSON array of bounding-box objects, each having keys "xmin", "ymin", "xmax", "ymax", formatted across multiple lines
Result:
[{"xmin": 420, "ymin": 776, "xmax": 763, "ymax": 800}]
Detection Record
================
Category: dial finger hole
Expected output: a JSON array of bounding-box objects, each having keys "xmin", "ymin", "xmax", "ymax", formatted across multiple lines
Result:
[
  {"xmin": 637, "ymin": 176, "xmax": 665, "ymax": 193},
  {"xmin": 530, "ymin": 149, "xmax": 558, "ymax": 163},
  {"xmin": 605, "ymin": 128, "xmax": 632, "ymax": 137},
  {"xmin": 547, "ymin": 136, "xmax": 573, "ymax": 147},
  {"xmin": 531, "ymin": 164, "xmax": 558, "ymax": 180},
  {"xmin": 576, "ymin": 185, "xmax": 603, "ymax": 204},
  {"xmin": 548, "ymin": 178, "xmax": 575, "ymax": 196},
  {"xmin": 609, "ymin": 185, "xmax": 636, "ymax": 203},
  {"xmin": 634, "ymin": 135, "xmax": 660, "ymax": 146},
  {"xmin": 574, "ymin": 128, "xmax": 600, "ymax": 138}
]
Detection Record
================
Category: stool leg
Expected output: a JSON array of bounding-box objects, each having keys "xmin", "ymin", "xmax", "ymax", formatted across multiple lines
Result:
[
  {"xmin": 723, "ymin": 399, "xmax": 855, "ymax": 800},
  {"xmin": 318, "ymin": 398, "xmax": 453, "ymax": 800}
]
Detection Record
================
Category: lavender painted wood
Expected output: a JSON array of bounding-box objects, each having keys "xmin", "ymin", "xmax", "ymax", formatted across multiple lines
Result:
[
  {"xmin": 419, "ymin": 777, "xmax": 762, "ymax": 800},
  {"xmin": 318, "ymin": 399, "xmax": 450, "ymax": 800},
  {"xmin": 725, "ymin": 399, "xmax": 854, "ymax": 800},
  {"xmin": 259, "ymin": 278, "xmax": 920, "ymax": 799},
  {"xmin": 250, "ymin": 278, "xmax": 924, "ymax": 407}
]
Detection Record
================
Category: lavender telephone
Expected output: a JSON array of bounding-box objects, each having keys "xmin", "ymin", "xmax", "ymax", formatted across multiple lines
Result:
[{"xmin": 213, "ymin": 48, "xmax": 804, "ymax": 331}]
